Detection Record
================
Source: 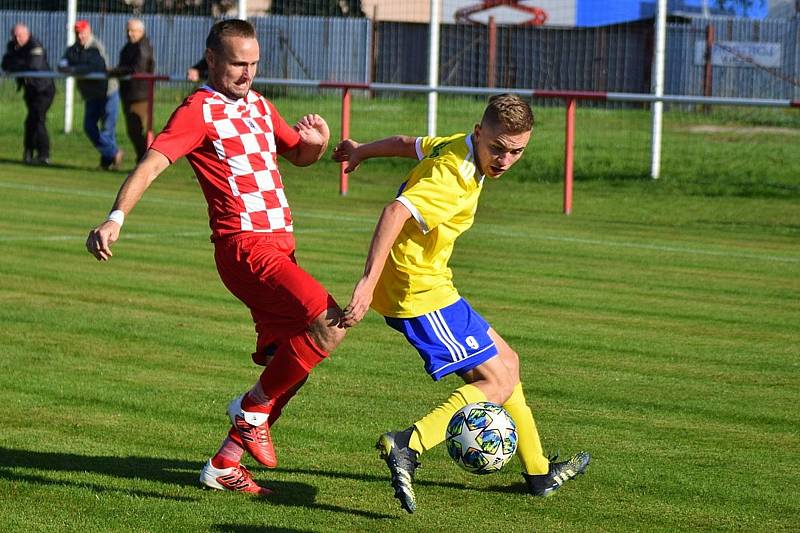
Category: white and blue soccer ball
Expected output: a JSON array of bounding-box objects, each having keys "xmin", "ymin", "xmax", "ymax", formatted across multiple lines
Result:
[{"xmin": 445, "ymin": 402, "xmax": 517, "ymax": 474}]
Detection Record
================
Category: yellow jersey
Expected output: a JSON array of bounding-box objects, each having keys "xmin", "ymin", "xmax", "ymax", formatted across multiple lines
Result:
[{"xmin": 372, "ymin": 133, "xmax": 485, "ymax": 318}]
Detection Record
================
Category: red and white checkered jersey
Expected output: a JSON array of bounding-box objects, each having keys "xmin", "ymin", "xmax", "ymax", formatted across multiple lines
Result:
[{"xmin": 150, "ymin": 86, "xmax": 301, "ymax": 240}]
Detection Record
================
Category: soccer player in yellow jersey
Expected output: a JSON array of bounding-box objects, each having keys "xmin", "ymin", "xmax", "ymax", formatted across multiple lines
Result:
[{"xmin": 333, "ymin": 94, "xmax": 590, "ymax": 513}]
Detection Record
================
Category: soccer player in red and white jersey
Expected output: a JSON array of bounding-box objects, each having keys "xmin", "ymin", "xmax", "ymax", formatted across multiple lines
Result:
[{"xmin": 85, "ymin": 19, "xmax": 346, "ymax": 496}]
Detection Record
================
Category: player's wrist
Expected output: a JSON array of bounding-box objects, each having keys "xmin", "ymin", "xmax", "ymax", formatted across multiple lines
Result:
[{"xmin": 106, "ymin": 209, "xmax": 125, "ymax": 227}]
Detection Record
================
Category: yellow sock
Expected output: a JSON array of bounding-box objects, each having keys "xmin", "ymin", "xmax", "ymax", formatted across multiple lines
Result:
[
  {"xmin": 503, "ymin": 383, "xmax": 549, "ymax": 475},
  {"xmin": 408, "ymin": 384, "xmax": 486, "ymax": 455}
]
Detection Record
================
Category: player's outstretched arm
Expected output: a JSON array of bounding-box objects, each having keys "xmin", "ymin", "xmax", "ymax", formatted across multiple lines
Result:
[
  {"xmin": 85, "ymin": 150, "xmax": 171, "ymax": 261},
  {"xmin": 332, "ymin": 135, "xmax": 418, "ymax": 174},
  {"xmin": 283, "ymin": 113, "xmax": 330, "ymax": 167},
  {"xmin": 343, "ymin": 200, "xmax": 412, "ymax": 328}
]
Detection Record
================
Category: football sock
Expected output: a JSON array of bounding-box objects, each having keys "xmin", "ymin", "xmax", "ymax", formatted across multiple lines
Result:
[
  {"xmin": 409, "ymin": 383, "xmax": 486, "ymax": 455},
  {"xmin": 242, "ymin": 340, "xmax": 311, "ymax": 420},
  {"xmin": 268, "ymin": 376, "xmax": 308, "ymax": 427},
  {"xmin": 211, "ymin": 435, "xmax": 245, "ymax": 469},
  {"xmin": 502, "ymin": 383, "xmax": 549, "ymax": 475},
  {"xmin": 245, "ymin": 331, "xmax": 327, "ymax": 416},
  {"xmin": 242, "ymin": 380, "xmax": 271, "ymax": 412}
]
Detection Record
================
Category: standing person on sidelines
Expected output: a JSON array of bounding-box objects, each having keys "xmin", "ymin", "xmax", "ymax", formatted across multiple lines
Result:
[
  {"xmin": 333, "ymin": 94, "xmax": 590, "ymax": 513},
  {"xmin": 186, "ymin": 57, "xmax": 207, "ymax": 82},
  {"xmin": 110, "ymin": 18, "xmax": 154, "ymax": 163},
  {"xmin": 1, "ymin": 23, "xmax": 56, "ymax": 165},
  {"xmin": 58, "ymin": 19, "xmax": 123, "ymax": 170},
  {"xmin": 85, "ymin": 19, "xmax": 345, "ymax": 497}
]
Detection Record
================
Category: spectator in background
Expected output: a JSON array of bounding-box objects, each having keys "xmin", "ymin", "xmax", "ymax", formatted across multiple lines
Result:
[
  {"xmin": 58, "ymin": 19, "xmax": 123, "ymax": 170},
  {"xmin": 2, "ymin": 23, "xmax": 56, "ymax": 165},
  {"xmin": 186, "ymin": 56, "xmax": 207, "ymax": 82},
  {"xmin": 110, "ymin": 18, "xmax": 154, "ymax": 163}
]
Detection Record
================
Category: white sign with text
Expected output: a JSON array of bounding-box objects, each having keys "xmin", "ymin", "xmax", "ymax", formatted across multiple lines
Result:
[{"xmin": 694, "ymin": 41, "xmax": 782, "ymax": 68}]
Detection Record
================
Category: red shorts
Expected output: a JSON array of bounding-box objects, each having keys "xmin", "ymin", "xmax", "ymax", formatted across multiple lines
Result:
[{"xmin": 214, "ymin": 232, "xmax": 337, "ymax": 356}]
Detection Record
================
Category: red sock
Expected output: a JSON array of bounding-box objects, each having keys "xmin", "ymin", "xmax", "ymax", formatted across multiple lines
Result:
[
  {"xmin": 211, "ymin": 436, "xmax": 245, "ymax": 469},
  {"xmin": 246, "ymin": 332, "xmax": 327, "ymax": 412},
  {"xmin": 241, "ymin": 380, "xmax": 272, "ymax": 413},
  {"xmin": 268, "ymin": 376, "xmax": 308, "ymax": 426},
  {"xmin": 237, "ymin": 375, "xmax": 309, "ymax": 428}
]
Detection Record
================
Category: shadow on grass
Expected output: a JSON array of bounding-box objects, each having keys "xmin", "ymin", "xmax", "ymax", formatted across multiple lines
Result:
[
  {"xmin": 281, "ymin": 466, "xmax": 531, "ymax": 500},
  {"xmin": 0, "ymin": 447, "xmax": 395, "ymax": 519},
  {"xmin": 212, "ymin": 526, "xmax": 317, "ymax": 533},
  {"xmin": 0, "ymin": 157, "xmax": 128, "ymax": 173},
  {"xmin": 0, "ymin": 157, "xmax": 81, "ymax": 171},
  {"xmin": 281, "ymin": 466, "xmax": 471, "ymax": 491}
]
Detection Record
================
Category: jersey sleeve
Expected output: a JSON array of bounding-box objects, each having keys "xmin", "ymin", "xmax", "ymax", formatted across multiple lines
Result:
[
  {"xmin": 416, "ymin": 135, "xmax": 447, "ymax": 159},
  {"xmin": 416, "ymin": 134, "xmax": 464, "ymax": 160},
  {"xmin": 396, "ymin": 162, "xmax": 463, "ymax": 234},
  {"xmin": 149, "ymin": 96, "xmax": 206, "ymax": 162},
  {"xmin": 265, "ymin": 100, "xmax": 301, "ymax": 154}
]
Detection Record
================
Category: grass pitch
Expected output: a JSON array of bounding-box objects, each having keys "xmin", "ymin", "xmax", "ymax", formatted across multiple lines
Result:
[{"xmin": 0, "ymin": 85, "xmax": 798, "ymax": 532}]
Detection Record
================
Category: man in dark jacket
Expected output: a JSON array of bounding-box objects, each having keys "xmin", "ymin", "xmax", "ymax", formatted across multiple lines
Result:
[
  {"xmin": 58, "ymin": 19, "xmax": 123, "ymax": 170},
  {"xmin": 2, "ymin": 23, "xmax": 56, "ymax": 165},
  {"xmin": 186, "ymin": 57, "xmax": 207, "ymax": 82},
  {"xmin": 110, "ymin": 18, "xmax": 154, "ymax": 162}
]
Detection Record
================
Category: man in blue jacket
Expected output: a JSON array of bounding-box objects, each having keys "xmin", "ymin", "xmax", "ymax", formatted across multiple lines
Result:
[{"xmin": 58, "ymin": 19, "xmax": 123, "ymax": 170}]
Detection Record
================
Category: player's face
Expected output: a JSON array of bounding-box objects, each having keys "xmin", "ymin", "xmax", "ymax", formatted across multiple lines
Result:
[
  {"xmin": 472, "ymin": 121, "xmax": 531, "ymax": 179},
  {"xmin": 208, "ymin": 36, "xmax": 259, "ymax": 101}
]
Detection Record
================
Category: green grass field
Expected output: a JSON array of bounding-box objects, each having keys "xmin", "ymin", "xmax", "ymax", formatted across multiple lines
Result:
[{"xmin": 0, "ymin": 84, "xmax": 798, "ymax": 532}]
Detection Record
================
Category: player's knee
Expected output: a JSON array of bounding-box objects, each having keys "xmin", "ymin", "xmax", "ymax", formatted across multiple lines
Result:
[
  {"xmin": 482, "ymin": 387, "xmax": 513, "ymax": 405},
  {"xmin": 477, "ymin": 372, "xmax": 516, "ymax": 405},
  {"xmin": 502, "ymin": 348, "xmax": 521, "ymax": 381},
  {"xmin": 495, "ymin": 378, "xmax": 516, "ymax": 405},
  {"xmin": 307, "ymin": 306, "xmax": 346, "ymax": 353}
]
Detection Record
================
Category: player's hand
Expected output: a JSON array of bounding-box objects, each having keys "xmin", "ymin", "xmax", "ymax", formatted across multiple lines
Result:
[
  {"xmin": 342, "ymin": 276, "xmax": 374, "ymax": 328},
  {"xmin": 332, "ymin": 139, "xmax": 362, "ymax": 174},
  {"xmin": 57, "ymin": 59, "xmax": 74, "ymax": 74},
  {"xmin": 85, "ymin": 220, "xmax": 121, "ymax": 261},
  {"xmin": 295, "ymin": 114, "xmax": 330, "ymax": 148},
  {"xmin": 186, "ymin": 68, "xmax": 200, "ymax": 82}
]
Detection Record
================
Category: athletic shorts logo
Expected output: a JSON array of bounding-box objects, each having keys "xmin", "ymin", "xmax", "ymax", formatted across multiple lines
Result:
[{"xmin": 384, "ymin": 298, "xmax": 498, "ymax": 381}]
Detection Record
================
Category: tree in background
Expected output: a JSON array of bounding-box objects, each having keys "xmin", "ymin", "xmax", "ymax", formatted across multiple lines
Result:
[
  {"xmin": 271, "ymin": 0, "xmax": 364, "ymax": 17},
  {"xmin": 713, "ymin": 0, "xmax": 766, "ymax": 16}
]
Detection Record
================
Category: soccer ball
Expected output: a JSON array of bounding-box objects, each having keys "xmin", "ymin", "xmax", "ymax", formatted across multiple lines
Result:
[{"xmin": 445, "ymin": 402, "xmax": 517, "ymax": 474}]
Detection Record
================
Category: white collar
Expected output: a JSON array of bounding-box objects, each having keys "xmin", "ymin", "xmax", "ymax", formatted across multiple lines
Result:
[{"xmin": 200, "ymin": 84, "xmax": 250, "ymax": 105}]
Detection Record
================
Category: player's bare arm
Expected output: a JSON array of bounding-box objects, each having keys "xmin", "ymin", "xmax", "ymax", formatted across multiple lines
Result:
[
  {"xmin": 332, "ymin": 135, "xmax": 418, "ymax": 174},
  {"xmin": 282, "ymin": 114, "xmax": 330, "ymax": 167},
  {"xmin": 343, "ymin": 200, "xmax": 412, "ymax": 328},
  {"xmin": 85, "ymin": 149, "xmax": 171, "ymax": 261}
]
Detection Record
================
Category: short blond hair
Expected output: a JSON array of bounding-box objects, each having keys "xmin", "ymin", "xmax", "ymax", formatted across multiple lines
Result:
[{"xmin": 481, "ymin": 93, "xmax": 534, "ymax": 133}]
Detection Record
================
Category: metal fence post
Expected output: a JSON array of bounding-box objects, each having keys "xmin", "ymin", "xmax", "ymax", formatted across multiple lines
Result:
[{"xmin": 64, "ymin": 0, "xmax": 77, "ymax": 134}]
